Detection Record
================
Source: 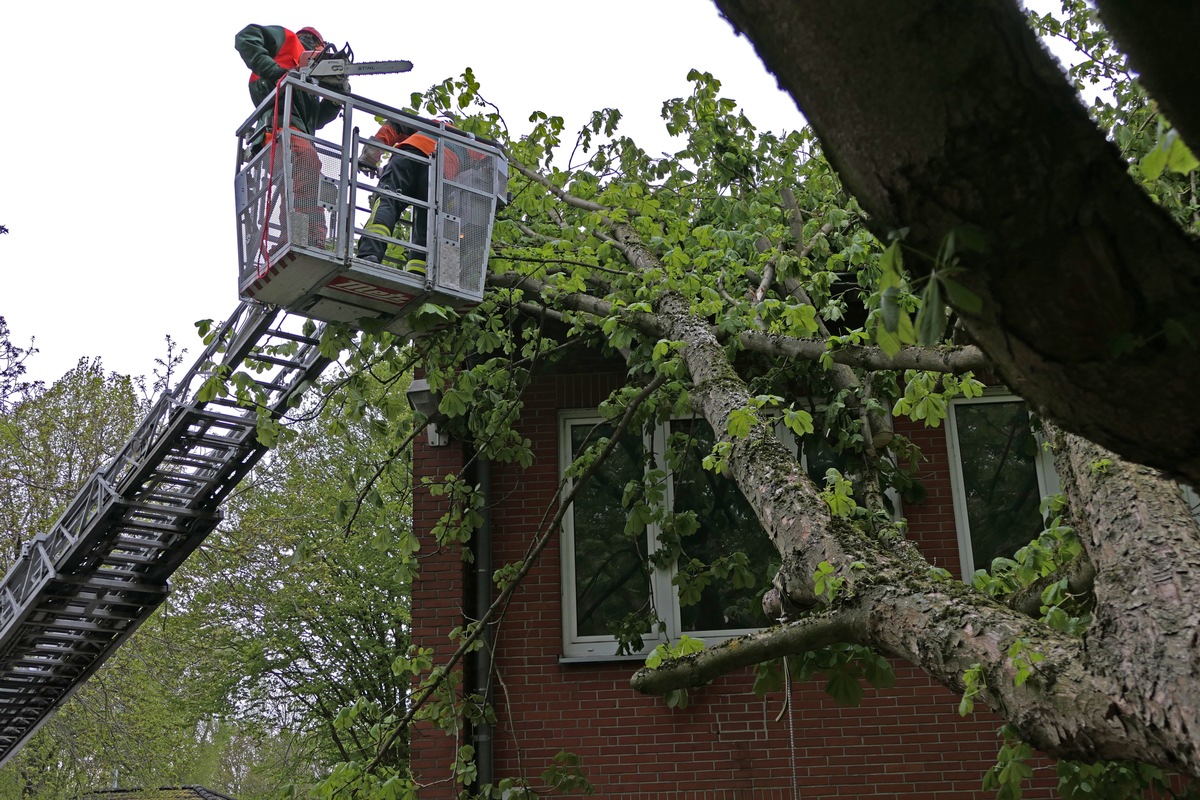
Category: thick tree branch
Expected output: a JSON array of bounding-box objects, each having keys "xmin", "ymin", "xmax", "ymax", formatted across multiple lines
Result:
[
  {"xmin": 737, "ymin": 331, "xmax": 989, "ymax": 372},
  {"xmin": 635, "ymin": 552, "xmax": 1200, "ymax": 772},
  {"xmin": 489, "ymin": 272, "xmax": 991, "ymax": 374},
  {"xmin": 522, "ymin": 151, "xmax": 1200, "ymax": 773},
  {"xmin": 1049, "ymin": 427, "xmax": 1200, "ymax": 760},
  {"xmin": 712, "ymin": 0, "xmax": 1200, "ymax": 486},
  {"xmin": 1093, "ymin": 0, "xmax": 1200, "ymax": 156}
]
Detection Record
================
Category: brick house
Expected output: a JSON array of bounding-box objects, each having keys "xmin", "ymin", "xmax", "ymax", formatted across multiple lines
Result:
[{"xmin": 407, "ymin": 355, "xmax": 1080, "ymax": 799}]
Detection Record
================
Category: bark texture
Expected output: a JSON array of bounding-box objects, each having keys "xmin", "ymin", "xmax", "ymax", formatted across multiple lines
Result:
[
  {"xmin": 709, "ymin": 0, "xmax": 1200, "ymax": 487},
  {"xmin": 579, "ymin": 219, "xmax": 1200, "ymax": 775},
  {"xmin": 1094, "ymin": 0, "xmax": 1200, "ymax": 155},
  {"xmin": 1053, "ymin": 429, "xmax": 1200, "ymax": 770}
]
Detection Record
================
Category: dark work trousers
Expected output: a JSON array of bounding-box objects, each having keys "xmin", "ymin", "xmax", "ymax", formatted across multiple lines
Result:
[{"xmin": 357, "ymin": 144, "xmax": 430, "ymax": 267}]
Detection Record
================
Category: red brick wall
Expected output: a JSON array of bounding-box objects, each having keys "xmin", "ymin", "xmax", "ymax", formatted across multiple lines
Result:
[
  {"xmin": 902, "ymin": 420, "xmax": 968, "ymax": 580},
  {"xmin": 410, "ymin": 371, "xmax": 1059, "ymax": 798},
  {"xmin": 409, "ymin": 431, "xmax": 468, "ymax": 793}
]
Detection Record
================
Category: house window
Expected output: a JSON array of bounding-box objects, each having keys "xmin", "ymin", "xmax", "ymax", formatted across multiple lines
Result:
[
  {"xmin": 667, "ymin": 418, "xmax": 781, "ymax": 634},
  {"xmin": 564, "ymin": 420, "xmax": 651, "ymax": 640},
  {"xmin": 946, "ymin": 394, "xmax": 1059, "ymax": 578},
  {"xmin": 947, "ymin": 395, "xmax": 1200, "ymax": 580},
  {"xmin": 560, "ymin": 412, "xmax": 792, "ymax": 659}
]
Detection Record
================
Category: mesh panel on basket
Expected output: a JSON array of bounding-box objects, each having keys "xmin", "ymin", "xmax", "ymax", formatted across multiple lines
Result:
[
  {"xmin": 441, "ymin": 149, "xmax": 496, "ymax": 294},
  {"xmin": 285, "ymin": 134, "xmax": 332, "ymax": 248},
  {"xmin": 240, "ymin": 152, "xmax": 288, "ymax": 274}
]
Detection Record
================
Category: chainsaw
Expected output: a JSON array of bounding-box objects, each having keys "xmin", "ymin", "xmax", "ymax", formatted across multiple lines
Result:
[{"xmin": 293, "ymin": 43, "xmax": 413, "ymax": 91}]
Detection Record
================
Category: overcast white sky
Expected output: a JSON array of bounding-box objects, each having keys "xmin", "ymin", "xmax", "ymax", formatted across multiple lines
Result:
[{"xmin": 0, "ymin": 1, "xmax": 806, "ymax": 386}]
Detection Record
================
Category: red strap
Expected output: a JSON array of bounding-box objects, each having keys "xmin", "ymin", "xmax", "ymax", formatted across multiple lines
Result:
[{"xmin": 255, "ymin": 76, "xmax": 287, "ymax": 278}]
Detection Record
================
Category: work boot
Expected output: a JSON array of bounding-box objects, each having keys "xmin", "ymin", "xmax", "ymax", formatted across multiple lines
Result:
[
  {"xmin": 357, "ymin": 222, "xmax": 391, "ymax": 264},
  {"xmin": 405, "ymin": 259, "xmax": 427, "ymax": 276}
]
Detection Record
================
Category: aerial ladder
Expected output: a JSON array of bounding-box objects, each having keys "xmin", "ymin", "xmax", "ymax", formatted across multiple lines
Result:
[{"xmin": 0, "ymin": 55, "xmax": 508, "ymax": 766}]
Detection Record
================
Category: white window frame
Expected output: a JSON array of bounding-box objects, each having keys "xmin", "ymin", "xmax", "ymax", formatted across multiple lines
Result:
[
  {"xmin": 558, "ymin": 407, "xmax": 898, "ymax": 661},
  {"xmin": 559, "ymin": 410, "xmax": 662, "ymax": 660},
  {"xmin": 560, "ymin": 411, "xmax": 800, "ymax": 660},
  {"xmin": 945, "ymin": 391, "xmax": 1059, "ymax": 580}
]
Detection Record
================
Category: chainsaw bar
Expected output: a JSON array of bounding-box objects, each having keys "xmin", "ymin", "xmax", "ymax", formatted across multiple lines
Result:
[{"xmin": 304, "ymin": 59, "xmax": 414, "ymax": 78}]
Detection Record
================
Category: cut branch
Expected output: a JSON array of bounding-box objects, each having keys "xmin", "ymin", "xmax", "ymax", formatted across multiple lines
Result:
[{"xmin": 630, "ymin": 609, "xmax": 868, "ymax": 694}]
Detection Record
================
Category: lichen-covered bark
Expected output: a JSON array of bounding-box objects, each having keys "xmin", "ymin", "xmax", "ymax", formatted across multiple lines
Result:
[
  {"xmin": 709, "ymin": 0, "xmax": 1200, "ymax": 487},
  {"xmin": 602, "ymin": 227, "xmax": 1200, "ymax": 776},
  {"xmin": 1052, "ymin": 429, "xmax": 1200, "ymax": 769}
]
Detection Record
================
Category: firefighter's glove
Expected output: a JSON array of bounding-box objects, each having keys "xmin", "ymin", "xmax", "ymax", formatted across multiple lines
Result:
[
  {"xmin": 357, "ymin": 158, "xmax": 380, "ymax": 179},
  {"xmin": 318, "ymin": 76, "xmax": 350, "ymax": 93},
  {"xmin": 358, "ymin": 142, "xmax": 384, "ymax": 178}
]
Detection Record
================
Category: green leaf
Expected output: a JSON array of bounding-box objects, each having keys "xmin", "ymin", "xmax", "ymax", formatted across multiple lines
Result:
[
  {"xmin": 438, "ymin": 391, "xmax": 468, "ymax": 418},
  {"xmin": 1140, "ymin": 128, "xmax": 1199, "ymax": 180},
  {"xmin": 826, "ymin": 668, "xmax": 864, "ymax": 706},
  {"xmin": 1166, "ymin": 131, "xmax": 1200, "ymax": 175},
  {"xmin": 1141, "ymin": 138, "xmax": 1170, "ymax": 181},
  {"xmin": 951, "ymin": 223, "xmax": 989, "ymax": 254},
  {"xmin": 197, "ymin": 376, "xmax": 222, "ymax": 403},
  {"xmin": 940, "ymin": 275, "xmax": 984, "ymax": 313},
  {"xmin": 784, "ymin": 408, "xmax": 815, "ymax": 437},
  {"xmin": 1163, "ymin": 318, "xmax": 1193, "ymax": 346},
  {"xmin": 727, "ymin": 408, "xmax": 756, "ymax": 438},
  {"xmin": 880, "ymin": 286, "xmax": 901, "ymax": 332},
  {"xmin": 878, "ymin": 241, "xmax": 903, "ymax": 289},
  {"xmin": 916, "ymin": 277, "xmax": 946, "ymax": 345},
  {"xmin": 876, "ymin": 317, "xmax": 901, "ymax": 358}
]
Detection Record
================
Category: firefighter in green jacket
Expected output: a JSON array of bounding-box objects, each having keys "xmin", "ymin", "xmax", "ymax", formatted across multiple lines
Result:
[
  {"xmin": 235, "ymin": 25, "xmax": 341, "ymax": 134},
  {"xmin": 235, "ymin": 24, "xmax": 341, "ymax": 246}
]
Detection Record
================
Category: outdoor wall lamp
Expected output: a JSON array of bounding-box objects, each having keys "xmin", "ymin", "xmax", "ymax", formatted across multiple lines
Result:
[{"xmin": 406, "ymin": 378, "xmax": 449, "ymax": 447}]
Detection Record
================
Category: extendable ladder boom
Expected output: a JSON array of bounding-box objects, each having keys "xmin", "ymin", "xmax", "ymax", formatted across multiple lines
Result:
[
  {"xmin": 0, "ymin": 301, "xmax": 330, "ymax": 765},
  {"xmin": 0, "ymin": 67, "xmax": 510, "ymax": 770}
]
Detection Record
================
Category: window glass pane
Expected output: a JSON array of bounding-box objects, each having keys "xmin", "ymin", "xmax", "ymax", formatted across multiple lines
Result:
[
  {"xmin": 1181, "ymin": 484, "xmax": 1200, "ymax": 526},
  {"xmin": 800, "ymin": 433, "xmax": 850, "ymax": 486},
  {"xmin": 954, "ymin": 401, "xmax": 1044, "ymax": 572},
  {"xmin": 669, "ymin": 420, "xmax": 779, "ymax": 632},
  {"xmin": 569, "ymin": 422, "xmax": 653, "ymax": 637}
]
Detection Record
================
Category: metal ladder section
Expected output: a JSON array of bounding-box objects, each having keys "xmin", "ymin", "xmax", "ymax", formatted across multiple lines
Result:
[{"xmin": 0, "ymin": 301, "xmax": 331, "ymax": 766}]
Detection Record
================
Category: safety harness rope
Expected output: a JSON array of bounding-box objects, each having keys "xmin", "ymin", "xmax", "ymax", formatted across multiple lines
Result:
[{"xmin": 255, "ymin": 78, "xmax": 286, "ymax": 280}]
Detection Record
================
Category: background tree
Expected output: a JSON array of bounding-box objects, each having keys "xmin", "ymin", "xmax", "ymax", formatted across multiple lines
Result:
[
  {"xmin": 0, "ymin": 317, "xmax": 38, "ymax": 413},
  {"xmin": 0, "ymin": 350, "xmax": 418, "ymax": 798},
  {"xmin": 0, "ymin": 359, "xmax": 141, "ymax": 566},
  {"xmin": 185, "ymin": 351, "xmax": 419, "ymax": 797},
  {"xmin": 0, "ymin": 362, "xmax": 238, "ymax": 797}
]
